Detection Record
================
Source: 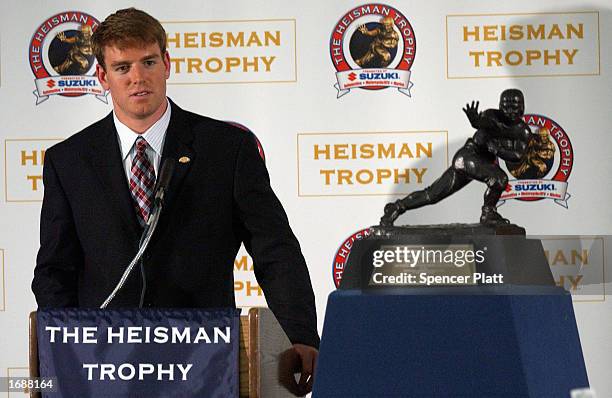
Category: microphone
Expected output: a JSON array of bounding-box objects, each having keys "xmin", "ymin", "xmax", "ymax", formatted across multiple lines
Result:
[
  {"xmin": 153, "ymin": 158, "xmax": 176, "ymax": 207},
  {"xmin": 100, "ymin": 158, "xmax": 176, "ymax": 308}
]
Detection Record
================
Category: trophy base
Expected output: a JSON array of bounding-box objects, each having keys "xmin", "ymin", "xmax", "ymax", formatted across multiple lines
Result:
[
  {"xmin": 339, "ymin": 223, "xmax": 554, "ymax": 290},
  {"xmin": 371, "ymin": 222, "xmax": 525, "ymax": 237}
]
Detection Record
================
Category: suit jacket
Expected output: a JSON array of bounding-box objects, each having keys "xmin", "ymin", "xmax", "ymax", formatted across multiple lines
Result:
[{"xmin": 32, "ymin": 100, "xmax": 319, "ymax": 348}]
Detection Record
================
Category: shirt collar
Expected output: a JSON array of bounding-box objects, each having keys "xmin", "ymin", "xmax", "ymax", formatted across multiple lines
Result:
[{"xmin": 114, "ymin": 99, "xmax": 171, "ymax": 160}]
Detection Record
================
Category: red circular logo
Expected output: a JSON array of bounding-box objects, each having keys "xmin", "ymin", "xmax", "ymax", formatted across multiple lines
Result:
[
  {"xmin": 500, "ymin": 114, "xmax": 573, "ymax": 206},
  {"xmin": 29, "ymin": 11, "xmax": 101, "ymax": 100},
  {"xmin": 330, "ymin": 4, "xmax": 416, "ymax": 92},
  {"xmin": 332, "ymin": 228, "xmax": 372, "ymax": 288}
]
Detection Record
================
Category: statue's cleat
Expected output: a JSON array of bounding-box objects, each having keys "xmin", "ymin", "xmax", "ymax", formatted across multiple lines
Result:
[
  {"xmin": 480, "ymin": 207, "xmax": 510, "ymax": 225},
  {"xmin": 379, "ymin": 214, "xmax": 395, "ymax": 226},
  {"xmin": 380, "ymin": 201, "xmax": 402, "ymax": 226}
]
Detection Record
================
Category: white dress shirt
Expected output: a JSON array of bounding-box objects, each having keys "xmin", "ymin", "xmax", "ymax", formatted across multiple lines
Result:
[{"xmin": 113, "ymin": 99, "xmax": 171, "ymax": 184}]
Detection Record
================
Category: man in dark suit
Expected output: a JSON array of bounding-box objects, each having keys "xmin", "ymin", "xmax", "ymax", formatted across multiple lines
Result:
[{"xmin": 32, "ymin": 8, "xmax": 318, "ymax": 394}]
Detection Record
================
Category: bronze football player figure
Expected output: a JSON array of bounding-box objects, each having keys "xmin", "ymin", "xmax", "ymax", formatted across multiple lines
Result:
[
  {"xmin": 507, "ymin": 127, "xmax": 555, "ymax": 179},
  {"xmin": 380, "ymin": 89, "xmax": 532, "ymax": 226},
  {"xmin": 355, "ymin": 17, "xmax": 399, "ymax": 68},
  {"xmin": 53, "ymin": 24, "xmax": 94, "ymax": 74}
]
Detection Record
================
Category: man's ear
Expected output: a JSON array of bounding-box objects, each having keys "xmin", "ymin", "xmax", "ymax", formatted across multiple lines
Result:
[
  {"xmin": 163, "ymin": 51, "xmax": 171, "ymax": 79},
  {"xmin": 96, "ymin": 63, "xmax": 110, "ymax": 90}
]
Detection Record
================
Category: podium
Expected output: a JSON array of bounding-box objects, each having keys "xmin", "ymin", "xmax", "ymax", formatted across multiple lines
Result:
[{"xmin": 29, "ymin": 308, "xmax": 296, "ymax": 398}]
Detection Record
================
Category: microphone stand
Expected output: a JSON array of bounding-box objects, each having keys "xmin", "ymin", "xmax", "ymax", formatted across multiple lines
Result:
[{"xmin": 100, "ymin": 159, "xmax": 175, "ymax": 309}]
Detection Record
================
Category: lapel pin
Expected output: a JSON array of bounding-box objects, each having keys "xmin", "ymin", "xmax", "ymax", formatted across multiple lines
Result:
[{"xmin": 178, "ymin": 156, "xmax": 191, "ymax": 164}]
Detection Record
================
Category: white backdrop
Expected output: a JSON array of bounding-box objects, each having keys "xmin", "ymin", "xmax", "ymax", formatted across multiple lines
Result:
[{"xmin": 1, "ymin": 0, "xmax": 610, "ymax": 395}]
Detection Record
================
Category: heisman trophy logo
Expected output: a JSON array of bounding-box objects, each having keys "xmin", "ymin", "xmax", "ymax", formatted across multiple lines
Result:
[
  {"xmin": 330, "ymin": 4, "xmax": 416, "ymax": 98},
  {"xmin": 332, "ymin": 228, "xmax": 372, "ymax": 288},
  {"xmin": 29, "ymin": 11, "xmax": 108, "ymax": 104},
  {"xmin": 499, "ymin": 114, "xmax": 573, "ymax": 208}
]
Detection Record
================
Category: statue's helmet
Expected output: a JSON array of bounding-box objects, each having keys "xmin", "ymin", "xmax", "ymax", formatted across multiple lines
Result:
[
  {"xmin": 538, "ymin": 127, "xmax": 550, "ymax": 140},
  {"xmin": 381, "ymin": 17, "xmax": 394, "ymax": 29},
  {"xmin": 80, "ymin": 24, "xmax": 93, "ymax": 38},
  {"xmin": 499, "ymin": 88, "xmax": 524, "ymax": 122}
]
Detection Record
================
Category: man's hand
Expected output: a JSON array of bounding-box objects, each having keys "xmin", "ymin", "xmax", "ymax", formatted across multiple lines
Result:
[
  {"xmin": 463, "ymin": 100, "xmax": 480, "ymax": 129},
  {"xmin": 278, "ymin": 344, "xmax": 319, "ymax": 396}
]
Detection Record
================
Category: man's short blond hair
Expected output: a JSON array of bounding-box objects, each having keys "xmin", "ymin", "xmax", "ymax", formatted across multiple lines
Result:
[{"xmin": 92, "ymin": 8, "xmax": 167, "ymax": 68}]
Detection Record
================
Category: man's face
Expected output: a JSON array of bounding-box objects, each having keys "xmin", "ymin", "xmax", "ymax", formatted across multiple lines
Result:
[
  {"xmin": 96, "ymin": 42, "xmax": 170, "ymax": 130},
  {"xmin": 499, "ymin": 92, "xmax": 524, "ymax": 122}
]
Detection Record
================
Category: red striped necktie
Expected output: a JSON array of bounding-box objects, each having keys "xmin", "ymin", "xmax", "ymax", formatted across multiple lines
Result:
[{"xmin": 129, "ymin": 137, "xmax": 156, "ymax": 227}]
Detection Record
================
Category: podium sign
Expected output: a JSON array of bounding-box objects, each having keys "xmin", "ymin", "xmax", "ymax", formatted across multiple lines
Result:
[{"xmin": 36, "ymin": 308, "xmax": 239, "ymax": 397}]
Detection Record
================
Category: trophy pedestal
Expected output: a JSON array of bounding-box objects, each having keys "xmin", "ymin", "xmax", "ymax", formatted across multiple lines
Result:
[
  {"xmin": 313, "ymin": 288, "xmax": 589, "ymax": 397},
  {"xmin": 314, "ymin": 224, "xmax": 588, "ymax": 397}
]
